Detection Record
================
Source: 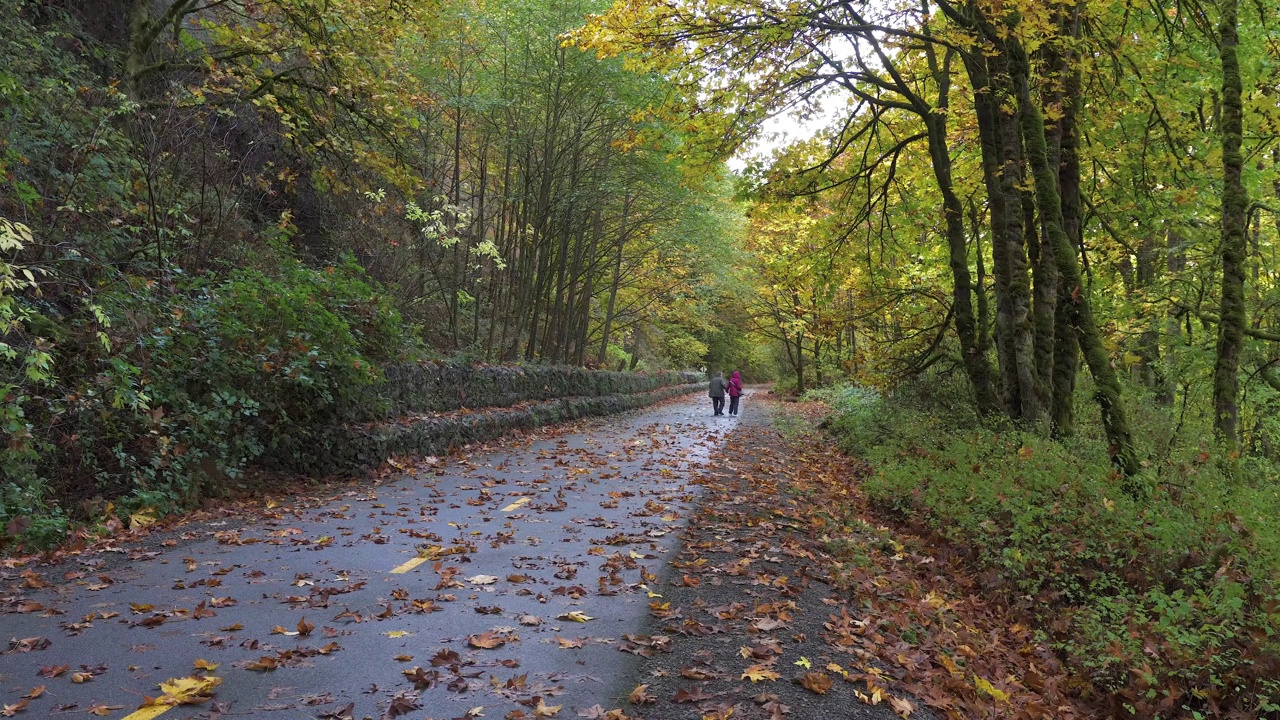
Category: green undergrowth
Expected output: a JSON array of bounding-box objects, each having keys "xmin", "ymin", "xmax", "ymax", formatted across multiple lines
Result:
[
  {"xmin": 808, "ymin": 380, "xmax": 1280, "ymax": 718},
  {"xmin": 2, "ymin": 253, "xmax": 412, "ymax": 549}
]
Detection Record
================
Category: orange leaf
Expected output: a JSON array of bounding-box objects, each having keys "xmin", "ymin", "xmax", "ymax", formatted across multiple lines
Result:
[{"xmin": 798, "ymin": 672, "xmax": 833, "ymax": 694}]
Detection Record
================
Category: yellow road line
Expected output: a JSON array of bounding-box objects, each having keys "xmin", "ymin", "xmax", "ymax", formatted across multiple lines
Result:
[
  {"xmin": 122, "ymin": 706, "xmax": 171, "ymax": 720},
  {"xmin": 501, "ymin": 497, "xmax": 531, "ymax": 512},
  {"xmin": 390, "ymin": 556, "xmax": 429, "ymax": 574}
]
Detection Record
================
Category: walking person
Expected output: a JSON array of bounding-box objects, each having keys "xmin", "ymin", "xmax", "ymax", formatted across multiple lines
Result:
[
  {"xmin": 708, "ymin": 371, "xmax": 728, "ymax": 416},
  {"xmin": 726, "ymin": 370, "xmax": 743, "ymax": 415}
]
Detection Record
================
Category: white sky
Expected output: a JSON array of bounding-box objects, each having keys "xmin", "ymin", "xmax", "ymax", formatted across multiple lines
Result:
[{"xmin": 727, "ymin": 98, "xmax": 840, "ymax": 173}]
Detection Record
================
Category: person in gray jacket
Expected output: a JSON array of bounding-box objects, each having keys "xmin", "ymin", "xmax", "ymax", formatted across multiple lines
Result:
[{"xmin": 708, "ymin": 371, "xmax": 728, "ymax": 416}]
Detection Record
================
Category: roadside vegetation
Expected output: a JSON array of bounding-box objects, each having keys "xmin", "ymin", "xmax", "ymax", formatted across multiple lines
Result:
[
  {"xmin": 809, "ymin": 379, "xmax": 1280, "ymax": 717},
  {"xmin": 1, "ymin": 0, "xmax": 753, "ymax": 550}
]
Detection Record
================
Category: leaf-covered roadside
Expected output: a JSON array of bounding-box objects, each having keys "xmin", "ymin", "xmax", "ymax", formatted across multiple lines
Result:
[
  {"xmin": 809, "ymin": 382, "xmax": 1280, "ymax": 719},
  {"xmin": 625, "ymin": 396, "xmax": 1092, "ymax": 720}
]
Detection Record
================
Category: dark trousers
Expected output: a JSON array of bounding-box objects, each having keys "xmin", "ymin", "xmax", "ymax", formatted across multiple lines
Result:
[
  {"xmin": 711, "ymin": 396, "xmax": 725, "ymax": 415},
  {"xmin": 728, "ymin": 395, "xmax": 740, "ymax": 415}
]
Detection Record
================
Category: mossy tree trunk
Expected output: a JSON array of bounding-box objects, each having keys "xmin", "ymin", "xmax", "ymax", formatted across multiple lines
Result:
[
  {"xmin": 1006, "ymin": 34, "xmax": 1140, "ymax": 477},
  {"xmin": 923, "ymin": 48, "xmax": 1000, "ymax": 415},
  {"xmin": 1212, "ymin": 0, "xmax": 1248, "ymax": 453}
]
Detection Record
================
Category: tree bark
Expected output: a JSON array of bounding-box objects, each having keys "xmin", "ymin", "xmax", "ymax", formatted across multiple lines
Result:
[
  {"xmin": 923, "ymin": 47, "xmax": 999, "ymax": 414},
  {"xmin": 1212, "ymin": 0, "xmax": 1248, "ymax": 453},
  {"xmin": 966, "ymin": 52, "xmax": 1023, "ymax": 417},
  {"xmin": 1007, "ymin": 34, "xmax": 1140, "ymax": 477}
]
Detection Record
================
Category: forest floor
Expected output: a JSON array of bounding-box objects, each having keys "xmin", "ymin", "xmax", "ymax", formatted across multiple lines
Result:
[{"xmin": 0, "ymin": 390, "xmax": 1085, "ymax": 720}]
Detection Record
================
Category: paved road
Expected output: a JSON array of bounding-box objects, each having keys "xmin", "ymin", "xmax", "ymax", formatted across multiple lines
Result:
[{"xmin": 1, "ymin": 391, "xmax": 747, "ymax": 719}]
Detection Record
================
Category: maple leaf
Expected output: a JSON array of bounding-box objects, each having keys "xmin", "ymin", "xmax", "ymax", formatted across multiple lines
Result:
[
  {"xmin": 1, "ymin": 699, "xmax": 28, "ymax": 717},
  {"xmin": 402, "ymin": 666, "xmax": 440, "ymax": 688},
  {"xmin": 152, "ymin": 674, "xmax": 222, "ymax": 705},
  {"xmin": 741, "ymin": 664, "xmax": 781, "ymax": 682},
  {"xmin": 973, "ymin": 675, "xmax": 1010, "ymax": 701},
  {"xmin": 383, "ymin": 691, "xmax": 420, "ymax": 718},
  {"xmin": 129, "ymin": 508, "xmax": 157, "ymax": 530},
  {"xmin": 244, "ymin": 656, "xmax": 279, "ymax": 671},
  {"xmin": 319, "ymin": 702, "xmax": 356, "ymax": 720},
  {"xmin": 556, "ymin": 636, "xmax": 585, "ymax": 649},
  {"xmin": 797, "ymin": 672, "xmax": 833, "ymax": 694},
  {"xmin": 889, "ymin": 696, "xmax": 914, "ymax": 718},
  {"xmin": 193, "ymin": 659, "xmax": 220, "ymax": 671},
  {"xmin": 628, "ymin": 684, "xmax": 656, "ymax": 705},
  {"xmin": 86, "ymin": 702, "xmax": 122, "ymax": 716},
  {"xmin": 8, "ymin": 637, "xmax": 50, "ymax": 653},
  {"xmin": 20, "ymin": 687, "xmax": 43, "ymax": 700},
  {"xmin": 534, "ymin": 699, "xmax": 562, "ymax": 717},
  {"xmin": 468, "ymin": 630, "xmax": 511, "ymax": 649},
  {"xmin": 752, "ymin": 617, "xmax": 787, "ymax": 631},
  {"xmin": 673, "ymin": 687, "xmax": 716, "ymax": 703},
  {"xmin": 468, "ymin": 574, "xmax": 499, "ymax": 585},
  {"xmin": 680, "ymin": 666, "xmax": 713, "ymax": 680},
  {"xmin": 557, "ymin": 611, "xmax": 593, "ymax": 622},
  {"xmin": 518, "ymin": 614, "xmax": 543, "ymax": 626},
  {"xmin": 297, "ymin": 617, "xmax": 315, "ymax": 636}
]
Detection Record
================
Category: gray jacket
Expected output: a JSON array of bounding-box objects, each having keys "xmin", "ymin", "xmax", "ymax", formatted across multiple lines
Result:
[{"xmin": 708, "ymin": 375, "xmax": 727, "ymax": 398}]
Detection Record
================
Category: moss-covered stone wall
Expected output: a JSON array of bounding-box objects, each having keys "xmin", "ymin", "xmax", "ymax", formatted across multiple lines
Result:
[{"xmin": 281, "ymin": 366, "xmax": 704, "ymax": 476}]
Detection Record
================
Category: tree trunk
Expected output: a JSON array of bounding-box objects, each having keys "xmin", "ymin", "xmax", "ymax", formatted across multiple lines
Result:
[
  {"xmin": 1050, "ymin": 3, "xmax": 1084, "ymax": 434},
  {"xmin": 966, "ymin": 53, "xmax": 1023, "ymax": 417},
  {"xmin": 1212, "ymin": 0, "xmax": 1248, "ymax": 453},
  {"xmin": 1007, "ymin": 34, "xmax": 1140, "ymax": 477},
  {"xmin": 923, "ymin": 48, "xmax": 999, "ymax": 414}
]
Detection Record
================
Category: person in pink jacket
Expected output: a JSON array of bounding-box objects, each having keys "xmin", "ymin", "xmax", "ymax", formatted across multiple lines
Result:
[{"xmin": 726, "ymin": 371, "xmax": 743, "ymax": 416}]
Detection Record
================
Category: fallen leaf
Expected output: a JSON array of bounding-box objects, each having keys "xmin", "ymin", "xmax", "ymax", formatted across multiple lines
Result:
[
  {"xmin": 0, "ymin": 700, "xmax": 28, "ymax": 717},
  {"xmin": 129, "ymin": 508, "xmax": 157, "ymax": 530},
  {"xmin": 154, "ymin": 674, "xmax": 222, "ymax": 705},
  {"xmin": 8, "ymin": 637, "xmax": 50, "ymax": 653},
  {"xmin": 468, "ymin": 574, "xmax": 499, "ymax": 585},
  {"xmin": 534, "ymin": 699, "xmax": 562, "ymax": 717},
  {"xmin": 798, "ymin": 672, "xmax": 833, "ymax": 695},
  {"xmin": 889, "ymin": 696, "xmax": 914, "ymax": 718},
  {"xmin": 468, "ymin": 630, "xmax": 511, "ymax": 649},
  {"xmin": 742, "ymin": 664, "xmax": 781, "ymax": 682},
  {"xmin": 557, "ymin": 611, "xmax": 593, "ymax": 623},
  {"xmin": 973, "ymin": 675, "xmax": 1010, "ymax": 702},
  {"xmin": 628, "ymin": 684, "xmax": 656, "ymax": 705}
]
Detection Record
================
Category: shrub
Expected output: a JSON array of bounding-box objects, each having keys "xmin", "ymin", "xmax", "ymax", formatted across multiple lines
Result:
[
  {"xmin": 0, "ymin": 254, "xmax": 414, "ymax": 548},
  {"xmin": 825, "ymin": 374, "xmax": 1280, "ymax": 718}
]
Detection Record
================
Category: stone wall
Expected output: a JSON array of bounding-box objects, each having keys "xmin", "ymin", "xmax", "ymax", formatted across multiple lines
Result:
[
  {"xmin": 280, "ymin": 365, "xmax": 704, "ymax": 476},
  {"xmin": 345, "ymin": 363, "xmax": 702, "ymax": 421}
]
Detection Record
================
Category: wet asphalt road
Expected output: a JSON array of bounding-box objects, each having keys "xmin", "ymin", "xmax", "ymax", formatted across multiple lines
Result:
[{"xmin": 0, "ymin": 391, "xmax": 745, "ymax": 719}]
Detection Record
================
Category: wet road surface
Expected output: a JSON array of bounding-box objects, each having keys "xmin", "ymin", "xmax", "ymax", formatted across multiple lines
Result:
[{"xmin": 1, "ymin": 391, "xmax": 743, "ymax": 719}]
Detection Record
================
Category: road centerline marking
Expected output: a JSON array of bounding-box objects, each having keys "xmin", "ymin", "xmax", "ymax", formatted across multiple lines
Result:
[
  {"xmin": 390, "ymin": 556, "xmax": 429, "ymax": 574},
  {"xmin": 501, "ymin": 497, "xmax": 530, "ymax": 512},
  {"xmin": 122, "ymin": 706, "xmax": 171, "ymax": 720}
]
